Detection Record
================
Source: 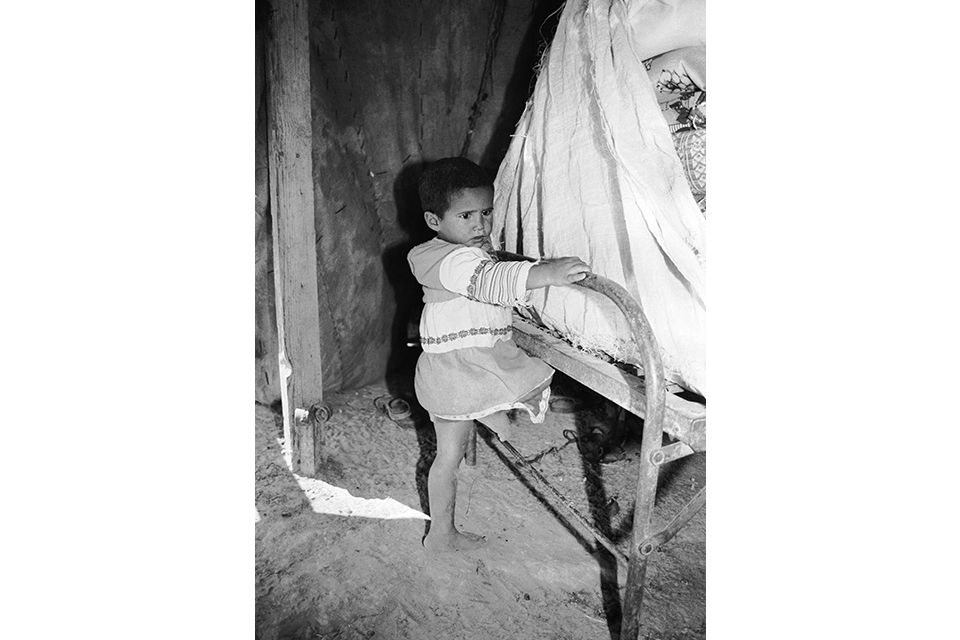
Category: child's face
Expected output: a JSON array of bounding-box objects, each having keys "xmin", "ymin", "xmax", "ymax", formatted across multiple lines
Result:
[{"xmin": 425, "ymin": 186, "xmax": 494, "ymax": 248}]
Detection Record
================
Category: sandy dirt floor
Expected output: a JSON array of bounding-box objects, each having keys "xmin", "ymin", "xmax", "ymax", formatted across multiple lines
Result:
[{"xmin": 255, "ymin": 368, "xmax": 705, "ymax": 640}]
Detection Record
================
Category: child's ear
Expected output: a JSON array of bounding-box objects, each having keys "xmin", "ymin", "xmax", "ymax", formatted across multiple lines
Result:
[{"xmin": 424, "ymin": 211, "xmax": 440, "ymax": 231}]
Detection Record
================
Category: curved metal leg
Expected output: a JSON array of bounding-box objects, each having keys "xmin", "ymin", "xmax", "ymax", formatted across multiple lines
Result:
[{"xmin": 572, "ymin": 274, "xmax": 667, "ymax": 640}]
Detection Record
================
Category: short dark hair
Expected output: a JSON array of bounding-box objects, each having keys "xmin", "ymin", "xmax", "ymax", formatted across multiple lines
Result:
[{"xmin": 418, "ymin": 157, "xmax": 493, "ymax": 218}]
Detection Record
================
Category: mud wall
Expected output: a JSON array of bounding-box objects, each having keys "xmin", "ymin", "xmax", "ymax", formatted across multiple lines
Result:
[{"xmin": 256, "ymin": 0, "xmax": 563, "ymax": 403}]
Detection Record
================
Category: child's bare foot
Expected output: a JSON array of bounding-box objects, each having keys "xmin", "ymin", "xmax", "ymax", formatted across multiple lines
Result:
[{"xmin": 422, "ymin": 529, "xmax": 487, "ymax": 553}]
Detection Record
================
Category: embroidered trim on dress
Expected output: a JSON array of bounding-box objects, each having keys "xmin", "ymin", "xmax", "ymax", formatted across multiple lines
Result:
[
  {"xmin": 466, "ymin": 259, "xmax": 492, "ymax": 300},
  {"xmin": 420, "ymin": 325, "xmax": 511, "ymax": 345}
]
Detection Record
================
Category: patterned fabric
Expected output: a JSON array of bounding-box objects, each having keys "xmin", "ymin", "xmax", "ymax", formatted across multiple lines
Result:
[
  {"xmin": 645, "ymin": 45, "xmax": 705, "ymax": 130},
  {"xmin": 672, "ymin": 128, "xmax": 706, "ymax": 196},
  {"xmin": 463, "ymin": 257, "xmax": 532, "ymax": 305},
  {"xmin": 466, "ymin": 260, "xmax": 491, "ymax": 298},
  {"xmin": 420, "ymin": 326, "xmax": 511, "ymax": 345}
]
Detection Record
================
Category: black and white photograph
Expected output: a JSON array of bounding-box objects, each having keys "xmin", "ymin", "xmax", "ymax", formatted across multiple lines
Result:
[
  {"xmin": 255, "ymin": 1, "xmax": 706, "ymax": 638},
  {"xmin": 7, "ymin": 2, "xmax": 958, "ymax": 639}
]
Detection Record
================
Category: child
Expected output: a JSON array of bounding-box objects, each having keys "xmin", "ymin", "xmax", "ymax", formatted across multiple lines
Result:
[{"xmin": 408, "ymin": 157, "xmax": 590, "ymax": 552}]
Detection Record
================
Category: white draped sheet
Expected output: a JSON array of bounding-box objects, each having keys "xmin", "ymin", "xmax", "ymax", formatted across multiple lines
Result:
[{"xmin": 492, "ymin": 0, "xmax": 706, "ymax": 395}]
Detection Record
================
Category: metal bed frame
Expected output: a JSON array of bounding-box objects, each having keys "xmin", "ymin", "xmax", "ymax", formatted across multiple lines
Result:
[{"xmin": 465, "ymin": 251, "xmax": 707, "ymax": 640}]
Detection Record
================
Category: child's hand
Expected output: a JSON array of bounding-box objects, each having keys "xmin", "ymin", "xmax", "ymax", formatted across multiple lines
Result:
[
  {"xmin": 545, "ymin": 257, "xmax": 591, "ymax": 284},
  {"xmin": 527, "ymin": 256, "xmax": 592, "ymax": 289}
]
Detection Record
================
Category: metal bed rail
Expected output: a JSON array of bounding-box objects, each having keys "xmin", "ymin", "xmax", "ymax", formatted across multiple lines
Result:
[{"xmin": 483, "ymin": 252, "xmax": 706, "ymax": 640}]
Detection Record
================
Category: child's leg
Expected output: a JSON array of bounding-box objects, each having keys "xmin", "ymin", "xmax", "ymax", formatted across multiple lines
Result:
[{"xmin": 423, "ymin": 418, "xmax": 486, "ymax": 552}]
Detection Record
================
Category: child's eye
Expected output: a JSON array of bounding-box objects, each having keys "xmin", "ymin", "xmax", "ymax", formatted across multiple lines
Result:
[
  {"xmin": 460, "ymin": 213, "xmax": 470, "ymax": 219},
  {"xmin": 482, "ymin": 209, "xmax": 493, "ymax": 217}
]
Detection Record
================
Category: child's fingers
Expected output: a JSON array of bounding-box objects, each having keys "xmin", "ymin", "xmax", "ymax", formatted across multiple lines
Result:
[
  {"xmin": 566, "ymin": 262, "xmax": 589, "ymax": 282},
  {"xmin": 549, "ymin": 257, "xmax": 591, "ymax": 284}
]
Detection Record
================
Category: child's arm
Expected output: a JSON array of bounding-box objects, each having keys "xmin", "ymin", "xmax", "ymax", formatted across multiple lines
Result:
[
  {"xmin": 526, "ymin": 257, "xmax": 591, "ymax": 289},
  {"xmin": 438, "ymin": 249, "xmax": 591, "ymax": 307}
]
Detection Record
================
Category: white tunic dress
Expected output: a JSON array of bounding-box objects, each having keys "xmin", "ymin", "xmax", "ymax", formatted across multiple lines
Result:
[{"xmin": 407, "ymin": 237, "xmax": 553, "ymax": 424}]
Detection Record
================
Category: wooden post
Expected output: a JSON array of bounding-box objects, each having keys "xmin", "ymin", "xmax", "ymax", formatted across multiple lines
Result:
[
  {"xmin": 464, "ymin": 422, "xmax": 477, "ymax": 467},
  {"xmin": 265, "ymin": 0, "xmax": 324, "ymax": 477}
]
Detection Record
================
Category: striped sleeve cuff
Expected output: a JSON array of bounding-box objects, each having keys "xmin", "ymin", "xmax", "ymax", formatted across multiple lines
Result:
[
  {"xmin": 467, "ymin": 259, "xmax": 534, "ymax": 307},
  {"xmin": 438, "ymin": 248, "xmax": 536, "ymax": 307}
]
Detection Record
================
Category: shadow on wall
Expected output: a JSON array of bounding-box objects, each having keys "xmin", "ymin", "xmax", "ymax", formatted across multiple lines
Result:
[
  {"xmin": 383, "ymin": 161, "xmax": 450, "ymax": 533},
  {"xmin": 382, "ymin": 162, "xmax": 439, "ymax": 526},
  {"xmin": 383, "ymin": 161, "xmax": 433, "ymax": 385},
  {"xmin": 479, "ymin": 0, "xmax": 565, "ymax": 171}
]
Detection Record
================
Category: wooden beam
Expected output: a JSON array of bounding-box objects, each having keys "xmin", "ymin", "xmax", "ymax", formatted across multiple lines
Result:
[
  {"xmin": 265, "ymin": 0, "xmax": 324, "ymax": 477},
  {"xmin": 511, "ymin": 317, "xmax": 707, "ymax": 451}
]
